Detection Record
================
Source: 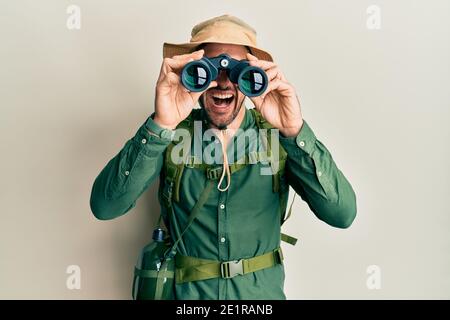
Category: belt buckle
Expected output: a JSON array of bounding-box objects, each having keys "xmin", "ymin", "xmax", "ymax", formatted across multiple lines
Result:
[{"xmin": 220, "ymin": 260, "xmax": 243, "ymax": 279}]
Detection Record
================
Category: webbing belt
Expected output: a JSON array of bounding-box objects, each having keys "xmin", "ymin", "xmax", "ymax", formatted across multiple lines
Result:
[{"xmin": 175, "ymin": 247, "xmax": 284, "ymax": 284}]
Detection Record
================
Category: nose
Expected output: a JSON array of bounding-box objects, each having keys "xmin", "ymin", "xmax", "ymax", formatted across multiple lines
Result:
[{"xmin": 216, "ymin": 69, "xmax": 232, "ymax": 87}]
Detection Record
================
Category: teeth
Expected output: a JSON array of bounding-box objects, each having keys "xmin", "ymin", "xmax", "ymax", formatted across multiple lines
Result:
[{"xmin": 212, "ymin": 93, "xmax": 233, "ymax": 99}]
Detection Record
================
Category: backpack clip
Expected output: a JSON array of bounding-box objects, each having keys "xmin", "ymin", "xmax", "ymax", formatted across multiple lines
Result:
[{"xmin": 206, "ymin": 166, "xmax": 223, "ymax": 180}]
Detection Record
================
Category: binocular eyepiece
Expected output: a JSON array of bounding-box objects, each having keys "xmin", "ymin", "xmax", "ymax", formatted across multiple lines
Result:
[{"xmin": 181, "ymin": 53, "xmax": 268, "ymax": 97}]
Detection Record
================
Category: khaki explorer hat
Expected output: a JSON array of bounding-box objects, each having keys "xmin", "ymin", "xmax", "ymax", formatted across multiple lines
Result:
[{"xmin": 163, "ymin": 14, "xmax": 273, "ymax": 62}]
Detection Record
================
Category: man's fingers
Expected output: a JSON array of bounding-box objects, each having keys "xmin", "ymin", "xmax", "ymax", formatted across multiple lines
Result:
[
  {"xmin": 165, "ymin": 72, "xmax": 180, "ymax": 86},
  {"xmin": 252, "ymin": 60, "xmax": 277, "ymax": 70},
  {"xmin": 246, "ymin": 53, "xmax": 276, "ymax": 70},
  {"xmin": 268, "ymin": 67, "xmax": 287, "ymax": 81},
  {"xmin": 164, "ymin": 58, "xmax": 190, "ymax": 71},
  {"xmin": 164, "ymin": 49, "xmax": 205, "ymax": 73},
  {"xmin": 246, "ymin": 52, "xmax": 258, "ymax": 61},
  {"xmin": 172, "ymin": 49, "xmax": 204, "ymax": 61},
  {"xmin": 261, "ymin": 79, "xmax": 292, "ymax": 99},
  {"xmin": 265, "ymin": 67, "xmax": 284, "ymax": 81}
]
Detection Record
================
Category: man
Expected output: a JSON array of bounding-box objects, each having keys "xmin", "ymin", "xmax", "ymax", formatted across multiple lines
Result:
[{"xmin": 90, "ymin": 14, "xmax": 357, "ymax": 300}]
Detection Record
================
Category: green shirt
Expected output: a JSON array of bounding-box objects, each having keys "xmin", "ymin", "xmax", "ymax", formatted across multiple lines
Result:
[{"xmin": 90, "ymin": 107, "xmax": 357, "ymax": 300}]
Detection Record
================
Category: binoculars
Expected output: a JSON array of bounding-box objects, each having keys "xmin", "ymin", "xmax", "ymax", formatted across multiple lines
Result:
[{"xmin": 181, "ymin": 53, "xmax": 268, "ymax": 97}]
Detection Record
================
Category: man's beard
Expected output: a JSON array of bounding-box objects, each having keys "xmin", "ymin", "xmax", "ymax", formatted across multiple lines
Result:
[{"xmin": 200, "ymin": 95, "xmax": 244, "ymax": 130}]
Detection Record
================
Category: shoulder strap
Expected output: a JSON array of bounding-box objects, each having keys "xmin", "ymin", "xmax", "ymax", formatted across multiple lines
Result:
[
  {"xmin": 163, "ymin": 110, "xmax": 200, "ymax": 203},
  {"xmin": 250, "ymin": 109, "xmax": 298, "ymax": 246},
  {"xmin": 164, "ymin": 179, "xmax": 215, "ymax": 259},
  {"xmin": 250, "ymin": 108, "xmax": 288, "ymax": 193}
]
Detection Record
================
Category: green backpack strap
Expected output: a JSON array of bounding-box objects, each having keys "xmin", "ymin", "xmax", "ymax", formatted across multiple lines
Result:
[
  {"xmin": 280, "ymin": 233, "xmax": 297, "ymax": 246},
  {"xmin": 250, "ymin": 108, "xmax": 287, "ymax": 193},
  {"xmin": 251, "ymin": 108, "xmax": 298, "ymax": 246},
  {"xmin": 165, "ymin": 179, "xmax": 216, "ymax": 259},
  {"xmin": 162, "ymin": 110, "xmax": 199, "ymax": 203},
  {"xmin": 280, "ymin": 193, "xmax": 298, "ymax": 245},
  {"xmin": 163, "ymin": 143, "xmax": 184, "ymax": 203}
]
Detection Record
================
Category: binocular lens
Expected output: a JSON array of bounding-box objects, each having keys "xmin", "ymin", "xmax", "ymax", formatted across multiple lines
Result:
[
  {"xmin": 183, "ymin": 64, "xmax": 209, "ymax": 91},
  {"xmin": 239, "ymin": 69, "xmax": 266, "ymax": 96}
]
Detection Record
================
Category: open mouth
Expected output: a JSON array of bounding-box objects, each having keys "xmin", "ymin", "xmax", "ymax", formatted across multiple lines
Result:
[{"xmin": 211, "ymin": 92, "xmax": 235, "ymax": 108}]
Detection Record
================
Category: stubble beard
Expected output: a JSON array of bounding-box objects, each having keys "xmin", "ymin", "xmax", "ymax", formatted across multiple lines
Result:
[{"xmin": 200, "ymin": 95, "xmax": 244, "ymax": 130}]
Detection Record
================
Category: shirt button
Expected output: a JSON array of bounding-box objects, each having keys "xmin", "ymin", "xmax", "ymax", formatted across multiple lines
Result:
[
  {"xmin": 141, "ymin": 138, "xmax": 147, "ymax": 144},
  {"xmin": 299, "ymin": 140, "xmax": 305, "ymax": 147},
  {"xmin": 220, "ymin": 237, "xmax": 226, "ymax": 243},
  {"xmin": 317, "ymin": 171, "xmax": 322, "ymax": 177},
  {"xmin": 219, "ymin": 204, "xmax": 225, "ymax": 209},
  {"xmin": 124, "ymin": 171, "xmax": 130, "ymax": 176}
]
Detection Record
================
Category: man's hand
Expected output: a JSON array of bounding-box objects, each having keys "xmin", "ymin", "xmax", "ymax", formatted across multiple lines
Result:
[
  {"xmin": 246, "ymin": 53, "xmax": 304, "ymax": 137},
  {"xmin": 154, "ymin": 49, "xmax": 218, "ymax": 129}
]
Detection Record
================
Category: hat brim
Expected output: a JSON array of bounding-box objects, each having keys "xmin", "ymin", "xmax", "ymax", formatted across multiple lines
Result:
[{"xmin": 163, "ymin": 41, "xmax": 273, "ymax": 62}]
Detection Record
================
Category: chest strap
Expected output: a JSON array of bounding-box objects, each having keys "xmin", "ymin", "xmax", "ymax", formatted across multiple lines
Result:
[{"xmin": 175, "ymin": 247, "xmax": 283, "ymax": 284}]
